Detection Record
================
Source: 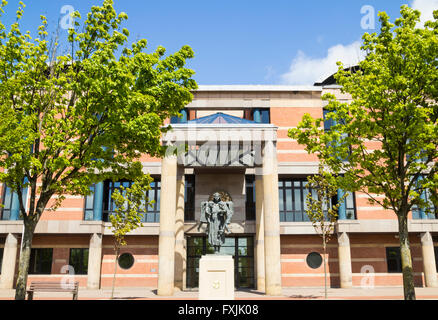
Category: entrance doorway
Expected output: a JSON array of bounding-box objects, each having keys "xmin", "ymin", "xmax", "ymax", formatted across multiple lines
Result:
[{"xmin": 186, "ymin": 236, "xmax": 255, "ymax": 289}]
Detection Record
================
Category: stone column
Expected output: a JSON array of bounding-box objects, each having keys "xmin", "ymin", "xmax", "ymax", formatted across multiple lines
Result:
[
  {"xmin": 174, "ymin": 168, "xmax": 185, "ymax": 290},
  {"xmin": 337, "ymin": 232, "xmax": 353, "ymax": 288},
  {"xmin": 0, "ymin": 233, "xmax": 18, "ymax": 289},
  {"xmin": 157, "ymin": 155, "xmax": 178, "ymax": 296},
  {"xmin": 262, "ymin": 139, "xmax": 282, "ymax": 296},
  {"xmin": 87, "ymin": 233, "xmax": 103, "ymax": 289},
  {"xmin": 255, "ymin": 172, "xmax": 265, "ymax": 292},
  {"xmin": 420, "ymin": 232, "xmax": 438, "ymax": 287}
]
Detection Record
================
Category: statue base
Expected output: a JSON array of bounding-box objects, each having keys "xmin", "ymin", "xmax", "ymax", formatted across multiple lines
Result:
[{"xmin": 199, "ymin": 255, "xmax": 234, "ymax": 300}]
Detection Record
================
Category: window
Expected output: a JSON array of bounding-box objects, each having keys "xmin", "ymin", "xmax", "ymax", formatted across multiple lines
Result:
[
  {"xmin": 386, "ymin": 247, "xmax": 402, "ymax": 273},
  {"xmin": 412, "ymin": 188, "xmax": 436, "ymax": 220},
  {"xmin": 245, "ymin": 175, "xmax": 256, "ymax": 221},
  {"xmin": 171, "ymin": 109, "xmax": 188, "ymax": 124},
  {"xmin": 435, "ymin": 247, "xmax": 438, "ymax": 272},
  {"xmin": 1, "ymin": 185, "xmax": 26, "ymax": 221},
  {"xmin": 186, "ymin": 236, "xmax": 255, "ymax": 289},
  {"xmin": 279, "ymin": 179, "xmax": 317, "ymax": 222},
  {"xmin": 118, "ymin": 253, "xmax": 135, "ymax": 270},
  {"xmin": 184, "ymin": 175, "xmax": 195, "ymax": 221},
  {"xmin": 0, "ymin": 247, "xmax": 3, "ymax": 273},
  {"xmin": 102, "ymin": 178, "xmax": 161, "ymax": 223},
  {"xmin": 306, "ymin": 252, "xmax": 323, "ymax": 269},
  {"xmin": 29, "ymin": 248, "xmax": 53, "ymax": 274},
  {"xmin": 251, "ymin": 109, "xmax": 270, "ymax": 124},
  {"xmin": 84, "ymin": 185, "xmax": 95, "ymax": 221},
  {"xmin": 69, "ymin": 248, "xmax": 89, "ymax": 275},
  {"xmin": 341, "ymin": 192, "xmax": 357, "ymax": 220}
]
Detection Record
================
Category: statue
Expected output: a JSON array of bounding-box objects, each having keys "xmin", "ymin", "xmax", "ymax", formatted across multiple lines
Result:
[{"xmin": 198, "ymin": 191, "xmax": 233, "ymax": 253}]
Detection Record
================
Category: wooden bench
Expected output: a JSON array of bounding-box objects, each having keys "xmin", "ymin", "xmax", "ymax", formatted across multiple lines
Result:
[{"xmin": 27, "ymin": 281, "xmax": 79, "ymax": 300}]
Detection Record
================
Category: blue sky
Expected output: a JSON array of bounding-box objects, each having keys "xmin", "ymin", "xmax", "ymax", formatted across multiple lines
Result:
[{"xmin": 1, "ymin": 0, "xmax": 437, "ymax": 85}]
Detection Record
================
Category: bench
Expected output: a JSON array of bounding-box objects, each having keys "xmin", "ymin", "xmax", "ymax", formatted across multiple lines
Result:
[{"xmin": 26, "ymin": 281, "xmax": 79, "ymax": 300}]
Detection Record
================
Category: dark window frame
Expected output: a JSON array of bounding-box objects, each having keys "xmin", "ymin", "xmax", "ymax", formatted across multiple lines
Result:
[
  {"xmin": 69, "ymin": 248, "xmax": 89, "ymax": 275},
  {"xmin": 83, "ymin": 184, "xmax": 95, "ymax": 221},
  {"xmin": 29, "ymin": 248, "xmax": 53, "ymax": 275},
  {"xmin": 0, "ymin": 247, "xmax": 3, "ymax": 273},
  {"xmin": 186, "ymin": 236, "xmax": 255, "ymax": 289},
  {"xmin": 386, "ymin": 247, "xmax": 402, "ymax": 273},
  {"xmin": 102, "ymin": 177, "xmax": 161, "ymax": 223},
  {"xmin": 245, "ymin": 175, "xmax": 256, "ymax": 221},
  {"xmin": 184, "ymin": 175, "xmax": 196, "ymax": 221}
]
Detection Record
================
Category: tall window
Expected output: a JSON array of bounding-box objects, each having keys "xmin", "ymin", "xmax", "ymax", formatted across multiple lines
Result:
[
  {"xmin": 1, "ymin": 185, "xmax": 26, "ymax": 221},
  {"xmin": 245, "ymin": 175, "xmax": 256, "ymax": 221},
  {"xmin": 278, "ymin": 177, "xmax": 348, "ymax": 222},
  {"xmin": 83, "ymin": 184, "xmax": 95, "ymax": 221},
  {"xmin": 279, "ymin": 179, "xmax": 314, "ymax": 222},
  {"xmin": 0, "ymin": 247, "xmax": 3, "ymax": 273},
  {"xmin": 29, "ymin": 248, "xmax": 53, "ymax": 275},
  {"xmin": 251, "ymin": 109, "xmax": 270, "ymax": 124},
  {"xmin": 412, "ymin": 188, "xmax": 436, "ymax": 219},
  {"xmin": 184, "ymin": 175, "xmax": 195, "ymax": 221},
  {"xmin": 69, "ymin": 248, "xmax": 89, "ymax": 275},
  {"xmin": 386, "ymin": 247, "xmax": 402, "ymax": 273},
  {"xmin": 341, "ymin": 192, "xmax": 357, "ymax": 220},
  {"xmin": 171, "ymin": 109, "xmax": 188, "ymax": 124},
  {"xmin": 102, "ymin": 178, "xmax": 161, "ymax": 223}
]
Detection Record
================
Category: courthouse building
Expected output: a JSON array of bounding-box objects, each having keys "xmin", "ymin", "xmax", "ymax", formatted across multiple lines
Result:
[{"xmin": 0, "ymin": 73, "xmax": 437, "ymax": 295}]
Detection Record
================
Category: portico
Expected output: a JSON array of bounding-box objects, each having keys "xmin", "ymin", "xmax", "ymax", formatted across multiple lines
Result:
[{"xmin": 156, "ymin": 113, "xmax": 282, "ymax": 296}]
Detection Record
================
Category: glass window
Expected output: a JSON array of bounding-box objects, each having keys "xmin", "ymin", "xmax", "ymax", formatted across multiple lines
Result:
[
  {"xmin": 170, "ymin": 109, "xmax": 188, "ymax": 124},
  {"xmin": 245, "ymin": 175, "xmax": 256, "ymax": 221},
  {"xmin": 69, "ymin": 248, "xmax": 89, "ymax": 275},
  {"xmin": 435, "ymin": 247, "xmax": 438, "ymax": 273},
  {"xmin": 84, "ymin": 185, "xmax": 95, "ymax": 221},
  {"xmin": 29, "ymin": 248, "xmax": 53, "ymax": 275},
  {"xmin": 1, "ymin": 184, "xmax": 27, "ymax": 221},
  {"xmin": 251, "ymin": 109, "xmax": 270, "ymax": 124},
  {"xmin": 102, "ymin": 177, "xmax": 161, "ymax": 223},
  {"xmin": 118, "ymin": 253, "xmax": 135, "ymax": 270},
  {"xmin": 184, "ymin": 175, "xmax": 196, "ymax": 221},
  {"xmin": 0, "ymin": 247, "xmax": 3, "ymax": 273},
  {"xmin": 186, "ymin": 236, "xmax": 255, "ymax": 289},
  {"xmin": 306, "ymin": 252, "xmax": 323, "ymax": 269},
  {"xmin": 386, "ymin": 247, "xmax": 402, "ymax": 273},
  {"xmin": 412, "ymin": 188, "xmax": 436, "ymax": 220},
  {"xmin": 279, "ymin": 179, "xmax": 316, "ymax": 222}
]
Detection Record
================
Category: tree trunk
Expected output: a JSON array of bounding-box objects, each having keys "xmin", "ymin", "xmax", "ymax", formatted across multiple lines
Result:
[
  {"xmin": 14, "ymin": 220, "xmax": 37, "ymax": 300},
  {"xmin": 398, "ymin": 213, "xmax": 416, "ymax": 300},
  {"xmin": 323, "ymin": 235, "xmax": 327, "ymax": 300},
  {"xmin": 111, "ymin": 247, "xmax": 120, "ymax": 300}
]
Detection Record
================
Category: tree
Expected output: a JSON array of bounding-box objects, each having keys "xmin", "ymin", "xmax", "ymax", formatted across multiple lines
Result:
[
  {"xmin": 290, "ymin": 6, "xmax": 438, "ymax": 300},
  {"xmin": 108, "ymin": 175, "xmax": 151, "ymax": 300},
  {"xmin": 305, "ymin": 165, "xmax": 344, "ymax": 299},
  {"xmin": 0, "ymin": 0, "xmax": 197, "ymax": 300}
]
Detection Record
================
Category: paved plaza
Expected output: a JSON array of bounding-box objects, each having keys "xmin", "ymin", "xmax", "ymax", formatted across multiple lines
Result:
[{"xmin": 1, "ymin": 287, "xmax": 438, "ymax": 300}]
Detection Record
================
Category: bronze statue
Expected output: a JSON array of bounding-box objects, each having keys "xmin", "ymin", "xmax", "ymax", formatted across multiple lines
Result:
[{"xmin": 198, "ymin": 192, "xmax": 233, "ymax": 253}]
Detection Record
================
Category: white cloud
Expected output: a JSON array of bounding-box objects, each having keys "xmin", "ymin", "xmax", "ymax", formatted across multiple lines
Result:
[
  {"xmin": 411, "ymin": 0, "xmax": 438, "ymax": 25},
  {"xmin": 280, "ymin": 41, "xmax": 365, "ymax": 85}
]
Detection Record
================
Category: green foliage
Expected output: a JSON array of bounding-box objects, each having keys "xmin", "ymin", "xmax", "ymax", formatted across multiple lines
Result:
[
  {"xmin": 109, "ymin": 174, "xmax": 152, "ymax": 249},
  {"xmin": 290, "ymin": 5, "xmax": 438, "ymax": 217},
  {"xmin": 0, "ymin": 0, "xmax": 197, "ymax": 220},
  {"xmin": 305, "ymin": 165, "xmax": 343, "ymax": 242}
]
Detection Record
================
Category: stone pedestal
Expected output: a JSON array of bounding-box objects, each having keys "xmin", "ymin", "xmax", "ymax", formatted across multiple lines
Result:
[{"xmin": 199, "ymin": 255, "xmax": 234, "ymax": 300}]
